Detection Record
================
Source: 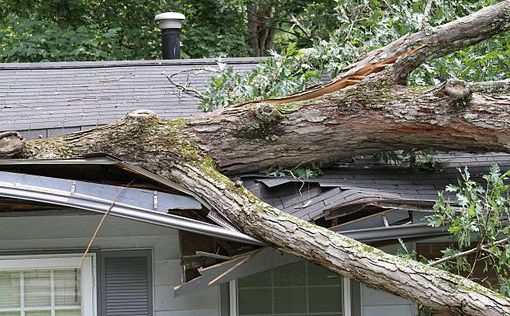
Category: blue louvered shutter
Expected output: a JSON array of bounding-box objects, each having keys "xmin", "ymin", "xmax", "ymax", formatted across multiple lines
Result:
[{"xmin": 102, "ymin": 251, "xmax": 152, "ymax": 316}]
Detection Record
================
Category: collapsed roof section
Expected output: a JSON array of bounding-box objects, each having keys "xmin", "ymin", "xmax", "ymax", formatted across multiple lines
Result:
[
  {"xmin": 0, "ymin": 156, "xmax": 262, "ymax": 243},
  {"xmin": 175, "ymin": 152, "xmax": 510, "ymax": 296},
  {"xmin": 241, "ymin": 152, "xmax": 510, "ymax": 240}
]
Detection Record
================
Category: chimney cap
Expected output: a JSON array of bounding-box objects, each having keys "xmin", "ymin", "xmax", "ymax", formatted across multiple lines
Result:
[{"xmin": 155, "ymin": 12, "xmax": 186, "ymax": 29}]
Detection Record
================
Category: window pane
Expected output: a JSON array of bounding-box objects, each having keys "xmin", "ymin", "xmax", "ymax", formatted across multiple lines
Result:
[
  {"xmin": 0, "ymin": 312, "xmax": 20, "ymax": 316},
  {"xmin": 24, "ymin": 270, "xmax": 51, "ymax": 307},
  {"xmin": 308, "ymin": 263, "xmax": 342, "ymax": 286},
  {"xmin": 0, "ymin": 272, "xmax": 20, "ymax": 308},
  {"xmin": 55, "ymin": 269, "xmax": 81, "ymax": 306},
  {"xmin": 238, "ymin": 261, "xmax": 344, "ymax": 316},
  {"xmin": 238, "ymin": 288, "xmax": 272, "ymax": 315},
  {"xmin": 308, "ymin": 286, "xmax": 343, "ymax": 313},
  {"xmin": 25, "ymin": 312, "xmax": 50, "ymax": 316},
  {"xmin": 56, "ymin": 310, "xmax": 81, "ymax": 316},
  {"xmin": 273, "ymin": 287, "xmax": 306, "ymax": 314},
  {"xmin": 273, "ymin": 262, "xmax": 305, "ymax": 286}
]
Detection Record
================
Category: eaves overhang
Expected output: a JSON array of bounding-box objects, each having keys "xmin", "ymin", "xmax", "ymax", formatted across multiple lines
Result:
[{"xmin": 0, "ymin": 162, "xmax": 262, "ymax": 245}]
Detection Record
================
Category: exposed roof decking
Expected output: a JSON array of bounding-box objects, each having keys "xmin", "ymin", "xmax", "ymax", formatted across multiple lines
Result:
[{"xmin": 0, "ymin": 58, "xmax": 263, "ymax": 138}]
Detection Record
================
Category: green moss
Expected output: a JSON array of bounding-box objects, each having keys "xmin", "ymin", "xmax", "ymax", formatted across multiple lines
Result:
[
  {"xmin": 237, "ymin": 103, "xmax": 284, "ymax": 139},
  {"xmin": 277, "ymin": 102, "xmax": 302, "ymax": 114},
  {"xmin": 23, "ymin": 136, "xmax": 75, "ymax": 159},
  {"xmin": 409, "ymin": 85, "xmax": 431, "ymax": 93}
]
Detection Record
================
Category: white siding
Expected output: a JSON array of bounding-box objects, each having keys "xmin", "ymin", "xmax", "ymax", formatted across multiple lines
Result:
[
  {"xmin": 0, "ymin": 213, "xmax": 220, "ymax": 316},
  {"xmin": 361, "ymin": 285, "xmax": 417, "ymax": 316}
]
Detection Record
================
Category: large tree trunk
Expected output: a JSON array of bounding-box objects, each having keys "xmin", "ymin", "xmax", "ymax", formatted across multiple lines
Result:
[{"xmin": 2, "ymin": 1, "xmax": 510, "ymax": 315}]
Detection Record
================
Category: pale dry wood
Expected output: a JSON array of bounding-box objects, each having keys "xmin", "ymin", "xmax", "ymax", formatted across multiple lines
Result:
[{"xmin": 0, "ymin": 132, "xmax": 24, "ymax": 158}]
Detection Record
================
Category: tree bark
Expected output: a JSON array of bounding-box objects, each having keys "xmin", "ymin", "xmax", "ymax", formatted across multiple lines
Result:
[{"xmin": 3, "ymin": 1, "xmax": 510, "ymax": 315}]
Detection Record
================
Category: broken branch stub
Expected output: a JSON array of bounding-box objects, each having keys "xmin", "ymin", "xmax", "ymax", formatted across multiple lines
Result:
[{"xmin": 0, "ymin": 132, "xmax": 25, "ymax": 158}]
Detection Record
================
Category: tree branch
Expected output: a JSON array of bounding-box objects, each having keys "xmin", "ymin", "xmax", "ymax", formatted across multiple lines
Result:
[
  {"xmin": 471, "ymin": 79, "xmax": 510, "ymax": 94},
  {"xmin": 242, "ymin": 1, "xmax": 510, "ymax": 106},
  {"xmin": 163, "ymin": 67, "xmax": 219, "ymax": 100},
  {"xmin": 188, "ymin": 79, "xmax": 510, "ymax": 174},
  {"xmin": 16, "ymin": 96, "xmax": 510, "ymax": 315},
  {"xmin": 385, "ymin": 0, "xmax": 510, "ymax": 81},
  {"xmin": 428, "ymin": 238, "xmax": 509, "ymax": 267}
]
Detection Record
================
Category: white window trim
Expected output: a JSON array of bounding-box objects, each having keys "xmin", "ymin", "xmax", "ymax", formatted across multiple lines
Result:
[
  {"xmin": 230, "ymin": 274, "xmax": 352, "ymax": 316},
  {"xmin": 343, "ymin": 278, "xmax": 351, "ymax": 316},
  {"xmin": 0, "ymin": 253, "xmax": 97, "ymax": 316},
  {"xmin": 229, "ymin": 280, "xmax": 238, "ymax": 316}
]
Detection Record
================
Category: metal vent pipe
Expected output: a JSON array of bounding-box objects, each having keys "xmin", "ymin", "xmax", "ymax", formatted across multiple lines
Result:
[{"xmin": 155, "ymin": 12, "xmax": 185, "ymax": 59}]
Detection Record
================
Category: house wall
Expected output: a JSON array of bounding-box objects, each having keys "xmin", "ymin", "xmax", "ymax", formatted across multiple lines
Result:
[
  {"xmin": 0, "ymin": 212, "xmax": 221, "ymax": 316},
  {"xmin": 0, "ymin": 212, "xmax": 424, "ymax": 316},
  {"xmin": 361, "ymin": 285, "xmax": 417, "ymax": 316}
]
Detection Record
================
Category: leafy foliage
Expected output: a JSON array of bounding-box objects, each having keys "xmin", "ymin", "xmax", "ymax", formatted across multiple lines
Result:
[
  {"xmin": 0, "ymin": 0, "xmax": 252, "ymax": 62},
  {"xmin": 374, "ymin": 149, "xmax": 441, "ymax": 170},
  {"xmin": 0, "ymin": 16, "xmax": 121, "ymax": 61},
  {"xmin": 200, "ymin": 50, "xmax": 322, "ymax": 111},
  {"xmin": 2, "ymin": 0, "xmax": 507, "ymax": 83},
  {"xmin": 264, "ymin": 163, "xmax": 323, "ymax": 180},
  {"xmin": 428, "ymin": 165, "xmax": 510, "ymax": 296}
]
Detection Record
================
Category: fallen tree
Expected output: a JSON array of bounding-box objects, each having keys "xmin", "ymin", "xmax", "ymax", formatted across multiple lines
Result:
[{"xmin": 2, "ymin": 1, "xmax": 510, "ymax": 315}]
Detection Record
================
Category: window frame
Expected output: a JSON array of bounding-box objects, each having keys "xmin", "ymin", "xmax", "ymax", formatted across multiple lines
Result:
[
  {"xmin": 0, "ymin": 253, "xmax": 97, "ymax": 316},
  {"xmin": 229, "ymin": 261, "xmax": 352, "ymax": 316}
]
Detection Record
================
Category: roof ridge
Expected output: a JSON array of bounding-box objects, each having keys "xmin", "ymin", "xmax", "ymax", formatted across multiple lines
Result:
[{"xmin": 0, "ymin": 57, "xmax": 266, "ymax": 71}]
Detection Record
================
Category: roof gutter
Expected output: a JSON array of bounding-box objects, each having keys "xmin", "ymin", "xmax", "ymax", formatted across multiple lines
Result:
[
  {"xmin": 337, "ymin": 224, "xmax": 448, "ymax": 242},
  {"xmin": 0, "ymin": 172, "xmax": 262, "ymax": 245}
]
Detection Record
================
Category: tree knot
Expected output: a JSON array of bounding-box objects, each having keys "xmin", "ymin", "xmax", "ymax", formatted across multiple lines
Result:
[
  {"xmin": 237, "ymin": 104, "xmax": 283, "ymax": 139},
  {"xmin": 123, "ymin": 109, "xmax": 160, "ymax": 126},
  {"xmin": 438, "ymin": 79, "xmax": 472, "ymax": 106},
  {"xmin": 0, "ymin": 131, "xmax": 25, "ymax": 158},
  {"xmin": 254, "ymin": 103, "xmax": 281, "ymax": 124},
  {"xmin": 127, "ymin": 109, "xmax": 158, "ymax": 119}
]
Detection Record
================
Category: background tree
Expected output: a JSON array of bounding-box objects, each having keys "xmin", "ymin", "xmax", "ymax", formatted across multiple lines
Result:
[
  {"xmin": 3, "ymin": 0, "xmax": 507, "ymax": 64},
  {"xmin": 199, "ymin": 0, "xmax": 509, "ymax": 110}
]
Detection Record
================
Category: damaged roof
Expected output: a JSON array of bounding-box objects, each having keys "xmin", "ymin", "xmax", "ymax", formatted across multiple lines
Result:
[
  {"xmin": 0, "ymin": 156, "xmax": 261, "ymax": 245},
  {"xmin": 241, "ymin": 151, "xmax": 510, "ymax": 237}
]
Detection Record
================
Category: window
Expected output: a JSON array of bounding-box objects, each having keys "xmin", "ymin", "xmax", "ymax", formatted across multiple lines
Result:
[
  {"xmin": 0, "ymin": 254, "xmax": 96, "ymax": 316},
  {"xmin": 236, "ymin": 261, "xmax": 348, "ymax": 316}
]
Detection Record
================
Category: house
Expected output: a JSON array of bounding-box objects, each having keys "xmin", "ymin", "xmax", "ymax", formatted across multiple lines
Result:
[{"xmin": 0, "ymin": 58, "xmax": 505, "ymax": 316}]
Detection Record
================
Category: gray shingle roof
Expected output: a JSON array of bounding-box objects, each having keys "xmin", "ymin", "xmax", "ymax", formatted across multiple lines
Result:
[{"xmin": 0, "ymin": 58, "xmax": 264, "ymax": 138}]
